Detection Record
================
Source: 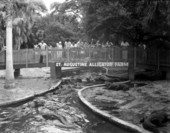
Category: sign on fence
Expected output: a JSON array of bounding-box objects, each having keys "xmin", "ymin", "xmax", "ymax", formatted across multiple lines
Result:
[{"xmin": 56, "ymin": 62, "xmax": 129, "ymax": 67}]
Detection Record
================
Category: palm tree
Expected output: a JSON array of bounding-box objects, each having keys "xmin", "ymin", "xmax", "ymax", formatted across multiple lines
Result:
[
  {"xmin": 13, "ymin": 0, "xmax": 47, "ymax": 50},
  {"xmin": 4, "ymin": 1, "xmax": 15, "ymax": 88},
  {"xmin": 0, "ymin": 0, "xmax": 47, "ymax": 88}
]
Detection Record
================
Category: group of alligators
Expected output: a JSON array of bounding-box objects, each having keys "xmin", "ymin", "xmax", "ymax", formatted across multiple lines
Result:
[
  {"xmin": 103, "ymin": 75, "xmax": 170, "ymax": 133},
  {"xmin": 105, "ymin": 83, "xmax": 170, "ymax": 132},
  {"xmin": 140, "ymin": 110, "xmax": 170, "ymax": 133}
]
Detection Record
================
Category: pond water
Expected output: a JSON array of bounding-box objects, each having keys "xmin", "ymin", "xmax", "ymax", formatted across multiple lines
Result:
[{"xmin": 0, "ymin": 68, "xmax": 132, "ymax": 133}]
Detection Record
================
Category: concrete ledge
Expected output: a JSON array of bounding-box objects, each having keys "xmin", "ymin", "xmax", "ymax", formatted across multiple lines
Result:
[
  {"xmin": 78, "ymin": 84, "xmax": 151, "ymax": 133},
  {"xmin": 106, "ymin": 73, "xmax": 128, "ymax": 78},
  {"xmin": 62, "ymin": 67, "xmax": 80, "ymax": 71},
  {"xmin": 103, "ymin": 67, "xmax": 128, "ymax": 78},
  {"xmin": 0, "ymin": 80, "xmax": 62, "ymax": 107},
  {"xmin": 103, "ymin": 67, "xmax": 144, "ymax": 79}
]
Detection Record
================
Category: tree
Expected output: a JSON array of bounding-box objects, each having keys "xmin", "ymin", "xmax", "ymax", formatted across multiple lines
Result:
[
  {"xmin": 31, "ymin": 1, "xmax": 84, "ymax": 46},
  {"xmin": 0, "ymin": 0, "xmax": 47, "ymax": 88},
  {"xmin": 81, "ymin": 0, "xmax": 170, "ymax": 46},
  {"xmin": 13, "ymin": 0, "xmax": 47, "ymax": 49},
  {"xmin": 34, "ymin": 15, "xmax": 80, "ymax": 46},
  {"xmin": 49, "ymin": 0, "xmax": 84, "ymax": 42},
  {"xmin": 0, "ymin": 18, "xmax": 5, "ymax": 50},
  {"xmin": 4, "ymin": 1, "xmax": 15, "ymax": 88}
]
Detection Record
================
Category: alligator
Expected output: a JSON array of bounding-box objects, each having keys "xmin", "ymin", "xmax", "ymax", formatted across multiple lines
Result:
[{"xmin": 140, "ymin": 111, "xmax": 170, "ymax": 133}]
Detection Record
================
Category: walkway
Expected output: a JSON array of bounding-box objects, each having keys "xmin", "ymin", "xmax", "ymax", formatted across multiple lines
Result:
[{"xmin": 0, "ymin": 67, "xmax": 78, "ymax": 107}]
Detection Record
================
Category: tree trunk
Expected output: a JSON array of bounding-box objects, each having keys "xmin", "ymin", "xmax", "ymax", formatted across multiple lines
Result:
[{"xmin": 4, "ymin": 16, "xmax": 15, "ymax": 89}]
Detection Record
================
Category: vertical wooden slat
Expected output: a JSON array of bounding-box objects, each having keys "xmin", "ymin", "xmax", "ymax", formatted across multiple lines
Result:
[
  {"xmin": 168, "ymin": 50, "xmax": 170, "ymax": 65},
  {"xmin": 88, "ymin": 48, "xmax": 90, "ymax": 58},
  {"xmin": 105, "ymin": 48, "xmax": 107, "ymax": 61},
  {"xmin": 157, "ymin": 49, "xmax": 160, "ymax": 71},
  {"xmin": 68, "ymin": 48, "xmax": 70, "ymax": 61},
  {"xmin": 3, "ymin": 51, "xmax": 5, "ymax": 66},
  {"xmin": 112, "ymin": 47, "xmax": 114, "ymax": 61},
  {"xmin": 128, "ymin": 47, "xmax": 135, "ymax": 80},
  {"xmin": 46, "ymin": 47, "xmax": 48, "ymax": 67},
  {"xmin": 26, "ymin": 49, "xmax": 28, "ymax": 68},
  {"xmin": 134, "ymin": 47, "xmax": 136, "ymax": 68}
]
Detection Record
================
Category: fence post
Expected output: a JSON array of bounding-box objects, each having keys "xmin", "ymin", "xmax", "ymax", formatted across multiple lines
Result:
[
  {"xmin": 4, "ymin": 50, "xmax": 6, "ymax": 66},
  {"xmin": 105, "ymin": 48, "xmax": 107, "ymax": 61},
  {"xmin": 46, "ymin": 47, "xmax": 48, "ymax": 67},
  {"xmin": 134, "ymin": 47, "xmax": 136, "ymax": 68},
  {"xmin": 88, "ymin": 48, "xmax": 91, "ymax": 58},
  {"xmin": 128, "ymin": 46, "xmax": 135, "ymax": 80},
  {"xmin": 68, "ymin": 48, "xmax": 70, "ymax": 61},
  {"xmin": 157, "ymin": 49, "xmax": 160, "ymax": 71},
  {"xmin": 50, "ymin": 62, "xmax": 61, "ymax": 79},
  {"xmin": 112, "ymin": 47, "xmax": 114, "ymax": 61},
  {"xmin": 26, "ymin": 48, "xmax": 28, "ymax": 68},
  {"xmin": 14, "ymin": 68, "xmax": 20, "ymax": 77}
]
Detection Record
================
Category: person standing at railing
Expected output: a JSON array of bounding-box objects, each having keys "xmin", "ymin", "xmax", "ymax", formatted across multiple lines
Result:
[
  {"xmin": 34, "ymin": 44, "xmax": 40, "ymax": 61},
  {"xmin": 105, "ymin": 41, "xmax": 112, "ymax": 60},
  {"xmin": 56, "ymin": 41, "xmax": 62, "ymax": 59},
  {"xmin": 48, "ymin": 44, "xmax": 52, "ymax": 59},
  {"xmin": 64, "ymin": 41, "xmax": 68, "ymax": 48},
  {"xmin": 121, "ymin": 41, "xmax": 129, "ymax": 60},
  {"xmin": 34, "ymin": 44, "xmax": 39, "ymax": 49},
  {"xmin": 62, "ymin": 41, "xmax": 67, "ymax": 58},
  {"xmin": 38, "ymin": 40, "xmax": 47, "ymax": 63},
  {"xmin": 121, "ymin": 41, "xmax": 129, "ymax": 47}
]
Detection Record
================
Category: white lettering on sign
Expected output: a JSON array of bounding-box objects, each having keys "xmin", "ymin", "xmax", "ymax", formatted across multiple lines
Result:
[
  {"xmin": 89, "ymin": 62, "xmax": 113, "ymax": 67},
  {"xmin": 56, "ymin": 63, "xmax": 61, "ymax": 66},
  {"xmin": 63, "ymin": 62, "xmax": 87, "ymax": 67},
  {"xmin": 56, "ymin": 62, "xmax": 129, "ymax": 67}
]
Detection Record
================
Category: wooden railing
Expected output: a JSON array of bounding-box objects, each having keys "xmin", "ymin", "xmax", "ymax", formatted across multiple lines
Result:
[
  {"xmin": 2, "ymin": 46, "xmax": 169, "ymax": 70},
  {"xmin": 136, "ymin": 48, "xmax": 170, "ymax": 69},
  {"xmin": 0, "ymin": 46, "xmax": 128, "ymax": 68}
]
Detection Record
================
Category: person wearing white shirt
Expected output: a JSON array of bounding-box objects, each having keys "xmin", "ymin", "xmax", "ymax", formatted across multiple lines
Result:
[
  {"xmin": 39, "ymin": 40, "xmax": 47, "ymax": 63},
  {"xmin": 56, "ymin": 41, "xmax": 62, "ymax": 58}
]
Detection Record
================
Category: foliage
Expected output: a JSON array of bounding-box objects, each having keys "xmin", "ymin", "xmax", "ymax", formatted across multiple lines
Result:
[
  {"xmin": 1, "ymin": 0, "xmax": 169, "ymax": 48},
  {"xmin": 31, "ymin": 1, "xmax": 84, "ymax": 46},
  {"xmin": 34, "ymin": 13, "xmax": 82, "ymax": 46},
  {"xmin": 81, "ymin": 0, "xmax": 170, "ymax": 46},
  {"xmin": 50, "ymin": 0, "xmax": 83, "ymax": 20},
  {"xmin": 0, "ymin": 0, "xmax": 83, "ymax": 48},
  {"xmin": 0, "ymin": 0, "xmax": 47, "ymax": 49}
]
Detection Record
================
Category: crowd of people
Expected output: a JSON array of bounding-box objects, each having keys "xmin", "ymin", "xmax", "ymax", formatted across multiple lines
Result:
[
  {"xmin": 34, "ymin": 40, "xmax": 130, "ymax": 51},
  {"xmin": 62, "ymin": 40, "xmax": 120, "ymax": 48},
  {"xmin": 33, "ymin": 40, "xmax": 130, "ymax": 63}
]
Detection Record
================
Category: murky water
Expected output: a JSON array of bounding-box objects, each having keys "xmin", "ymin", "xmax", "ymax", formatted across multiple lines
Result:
[{"xmin": 0, "ymin": 68, "xmax": 132, "ymax": 133}]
